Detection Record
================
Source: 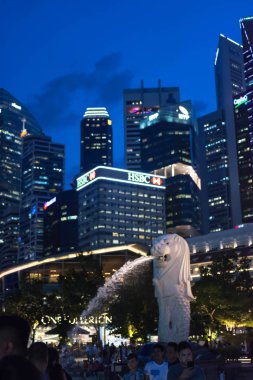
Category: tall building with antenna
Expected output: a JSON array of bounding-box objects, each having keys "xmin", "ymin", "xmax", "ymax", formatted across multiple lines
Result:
[{"xmin": 0, "ymin": 89, "xmax": 43, "ymax": 268}]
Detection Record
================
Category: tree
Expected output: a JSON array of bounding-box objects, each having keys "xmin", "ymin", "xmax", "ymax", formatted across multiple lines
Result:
[
  {"xmin": 3, "ymin": 279, "xmax": 47, "ymax": 341},
  {"xmin": 107, "ymin": 261, "xmax": 158, "ymax": 341},
  {"xmin": 2, "ymin": 255, "xmax": 104, "ymax": 343},
  {"xmin": 44, "ymin": 255, "xmax": 104, "ymax": 342},
  {"xmin": 191, "ymin": 252, "xmax": 253, "ymax": 338}
]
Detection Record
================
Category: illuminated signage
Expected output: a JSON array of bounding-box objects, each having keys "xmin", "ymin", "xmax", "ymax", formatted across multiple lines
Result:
[
  {"xmin": 20, "ymin": 129, "xmax": 28, "ymax": 138},
  {"xmin": 178, "ymin": 106, "xmax": 190, "ymax": 121},
  {"xmin": 149, "ymin": 113, "xmax": 159, "ymax": 121},
  {"xmin": 234, "ymin": 95, "xmax": 248, "ymax": 109},
  {"xmin": 128, "ymin": 172, "xmax": 163, "ymax": 186},
  {"xmin": 43, "ymin": 197, "xmax": 56, "ymax": 210},
  {"xmin": 31, "ymin": 205, "xmax": 37, "ymax": 216},
  {"xmin": 77, "ymin": 170, "xmax": 96, "ymax": 189},
  {"xmin": 41, "ymin": 313, "xmax": 112, "ymax": 326},
  {"xmin": 235, "ymin": 224, "xmax": 244, "ymax": 229},
  {"xmin": 11, "ymin": 102, "xmax": 22, "ymax": 110},
  {"xmin": 76, "ymin": 167, "xmax": 165, "ymax": 191}
]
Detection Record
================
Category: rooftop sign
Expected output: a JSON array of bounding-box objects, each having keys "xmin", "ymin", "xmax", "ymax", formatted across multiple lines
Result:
[
  {"xmin": 43, "ymin": 197, "xmax": 56, "ymax": 210},
  {"xmin": 11, "ymin": 102, "xmax": 22, "ymax": 111},
  {"xmin": 76, "ymin": 167, "xmax": 165, "ymax": 191},
  {"xmin": 234, "ymin": 95, "xmax": 248, "ymax": 109},
  {"xmin": 178, "ymin": 106, "xmax": 190, "ymax": 121}
]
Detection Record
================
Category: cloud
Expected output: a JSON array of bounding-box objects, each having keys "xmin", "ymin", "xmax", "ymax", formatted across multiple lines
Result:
[{"xmin": 29, "ymin": 52, "xmax": 133, "ymax": 130}]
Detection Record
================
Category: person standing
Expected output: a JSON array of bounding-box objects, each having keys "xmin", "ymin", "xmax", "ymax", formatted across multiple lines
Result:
[
  {"xmin": 167, "ymin": 342, "xmax": 205, "ymax": 380},
  {"xmin": 166, "ymin": 343, "xmax": 179, "ymax": 367},
  {"xmin": 122, "ymin": 353, "xmax": 144, "ymax": 380},
  {"xmin": 144, "ymin": 344, "xmax": 168, "ymax": 380},
  {"xmin": 28, "ymin": 342, "xmax": 49, "ymax": 380},
  {"xmin": 0, "ymin": 315, "xmax": 31, "ymax": 359}
]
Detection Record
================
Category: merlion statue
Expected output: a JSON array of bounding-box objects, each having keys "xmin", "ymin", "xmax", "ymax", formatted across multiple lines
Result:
[{"xmin": 151, "ymin": 234, "xmax": 194, "ymax": 343}]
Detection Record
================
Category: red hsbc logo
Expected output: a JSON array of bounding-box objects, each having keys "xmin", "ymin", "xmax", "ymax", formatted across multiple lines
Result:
[
  {"xmin": 151, "ymin": 177, "xmax": 163, "ymax": 186},
  {"xmin": 89, "ymin": 171, "xmax": 96, "ymax": 180}
]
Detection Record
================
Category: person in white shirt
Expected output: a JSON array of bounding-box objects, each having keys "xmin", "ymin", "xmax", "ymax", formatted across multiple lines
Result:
[{"xmin": 144, "ymin": 344, "xmax": 168, "ymax": 380}]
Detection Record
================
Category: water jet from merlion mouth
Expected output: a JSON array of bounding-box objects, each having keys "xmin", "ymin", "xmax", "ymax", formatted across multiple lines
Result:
[
  {"xmin": 80, "ymin": 234, "xmax": 194, "ymax": 343},
  {"xmin": 81, "ymin": 255, "xmax": 154, "ymax": 318}
]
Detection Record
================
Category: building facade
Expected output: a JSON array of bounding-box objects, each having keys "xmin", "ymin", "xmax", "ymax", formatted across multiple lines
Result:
[
  {"xmin": 236, "ymin": 17, "xmax": 253, "ymax": 223},
  {"xmin": 124, "ymin": 81, "xmax": 180, "ymax": 171},
  {"xmin": 44, "ymin": 190, "xmax": 78, "ymax": 257},
  {"xmin": 140, "ymin": 105, "xmax": 201, "ymax": 236},
  {"xmin": 80, "ymin": 107, "xmax": 113, "ymax": 173},
  {"xmin": 19, "ymin": 135, "xmax": 64, "ymax": 262},
  {"xmin": 198, "ymin": 110, "xmax": 231, "ymax": 232},
  {"xmin": 214, "ymin": 34, "xmax": 245, "ymax": 227},
  {"xmin": 234, "ymin": 92, "xmax": 253, "ymax": 222},
  {"xmin": 0, "ymin": 88, "xmax": 43, "ymax": 268},
  {"xmin": 77, "ymin": 166, "xmax": 166, "ymax": 250},
  {"xmin": 0, "ymin": 206, "xmax": 19, "ymax": 270},
  {"xmin": 187, "ymin": 223, "xmax": 253, "ymax": 282}
]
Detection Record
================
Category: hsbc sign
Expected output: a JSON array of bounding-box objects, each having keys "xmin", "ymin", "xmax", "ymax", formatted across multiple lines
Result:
[
  {"xmin": 77, "ymin": 170, "xmax": 96, "ymax": 189},
  {"xmin": 128, "ymin": 172, "xmax": 163, "ymax": 186},
  {"xmin": 76, "ymin": 167, "xmax": 165, "ymax": 191}
]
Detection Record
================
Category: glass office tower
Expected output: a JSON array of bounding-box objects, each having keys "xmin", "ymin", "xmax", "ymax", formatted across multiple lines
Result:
[
  {"xmin": 214, "ymin": 34, "xmax": 245, "ymax": 227},
  {"xmin": 198, "ymin": 110, "xmax": 231, "ymax": 232},
  {"xmin": 140, "ymin": 104, "xmax": 201, "ymax": 237},
  {"xmin": 0, "ymin": 88, "xmax": 43, "ymax": 268},
  {"xmin": 80, "ymin": 107, "xmax": 112, "ymax": 172},
  {"xmin": 124, "ymin": 81, "xmax": 180, "ymax": 171},
  {"xmin": 19, "ymin": 135, "xmax": 64, "ymax": 262},
  {"xmin": 237, "ymin": 17, "xmax": 253, "ymax": 222}
]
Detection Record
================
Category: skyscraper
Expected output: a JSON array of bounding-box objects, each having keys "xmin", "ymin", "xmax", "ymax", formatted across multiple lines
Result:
[
  {"xmin": 124, "ymin": 81, "xmax": 180, "ymax": 171},
  {"xmin": 214, "ymin": 34, "xmax": 245, "ymax": 227},
  {"xmin": 140, "ymin": 104, "xmax": 201, "ymax": 237},
  {"xmin": 0, "ymin": 89, "xmax": 43, "ymax": 267},
  {"xmin": 80, "ymin": 107, "xmax": 113, "ymax": 172},
  {"xmin": 19, "ymin": 135, "xmax": 64, "ymax": 262},
  {"xmin": 77, "ymin": 166, "xmax": 166, "ymax": 249},
  {"xmin": 235, "ymin": 16, "xmax": 253, "ymax": 222},
  {"xmin": 198, "ymin": 110, "xmax": 231, "ymax": 232},
  {"xmin": 234, "ymin": 92, "xmax": 253, "ymax": 222},
  {"xmin": 44, "ymin": 190, "xmax": 78, "ymax": 257}
]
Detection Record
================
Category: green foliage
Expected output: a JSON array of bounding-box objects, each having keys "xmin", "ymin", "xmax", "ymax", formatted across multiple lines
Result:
[
  {"xmin": 107, "ymin": 261, "xmax": 158, "ymax": 341},
  {"xmin": 191, "ymin": 252, "xmax": 253, "ymax": 338},
  {"xmin": 2, "ymin": 255, "xmax": 104, "ymax": 343}
]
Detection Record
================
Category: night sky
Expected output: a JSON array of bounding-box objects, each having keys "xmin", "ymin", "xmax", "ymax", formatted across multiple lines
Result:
[{"xmin": 1, "ymin": 0, "xmax": 252, "ymax": 188}]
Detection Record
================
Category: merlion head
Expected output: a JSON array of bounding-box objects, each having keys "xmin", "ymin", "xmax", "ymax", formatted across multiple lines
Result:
[
  {"xmin": 151, "ymin": 234, "xmax": 181, "ymax": 264},
  {"xmin": 151, "ymin": 234, "xmax": 194, "ymax": 300}
]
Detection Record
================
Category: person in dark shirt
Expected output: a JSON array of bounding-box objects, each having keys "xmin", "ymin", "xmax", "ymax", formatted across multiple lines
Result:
[
  {"xmin": 167, "ymin": 342, "xmax": 205, "ymax": 380},
  {"xmin": 122, "ymin": 353, "xmax": 144, "ymax": 380},
  {"xmin": 166, "ymin": 343, "xmax": 179, "ymax": 367},
  {"xmin": 0, "ymin": 355, "xmax": 42, "ymax": 380},
  {"xmin": 28, "ymin": 342, "xmax": 49, "ymax": 380},
  {"xmin": 0, "ymin": 315, "xmax": 31, "ymax": 359}
]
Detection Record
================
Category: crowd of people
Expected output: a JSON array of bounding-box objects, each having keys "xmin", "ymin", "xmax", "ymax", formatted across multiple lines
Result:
[
  {"xmin": 0, "ymin": 314, "xmax": 208, "ymax": 380},
  {"xmin": 122, "ymin": 343, "xmax": 206, "ymax": 380},
  {"xmin": 0, "ymin": 315, "xmax": 72, "ymax": 380}
]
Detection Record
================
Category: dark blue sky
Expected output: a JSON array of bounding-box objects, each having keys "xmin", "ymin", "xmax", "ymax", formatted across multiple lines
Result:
[{"xmin": 1, "ymin": 0, "xmax": 252, "ymax": 188}]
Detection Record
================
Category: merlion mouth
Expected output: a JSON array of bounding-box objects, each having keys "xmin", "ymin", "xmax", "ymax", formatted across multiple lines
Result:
[{"xmin": 156, "ymin": 255, "xmax": 169, "ymax": 262}]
